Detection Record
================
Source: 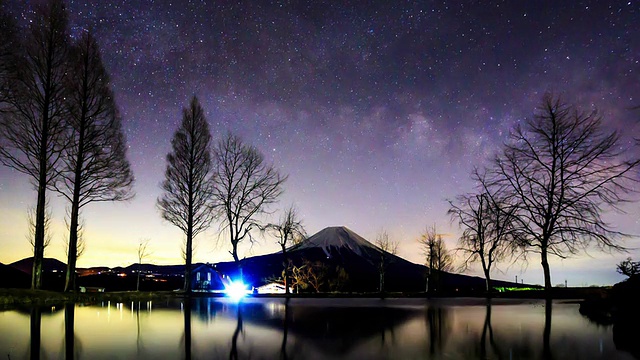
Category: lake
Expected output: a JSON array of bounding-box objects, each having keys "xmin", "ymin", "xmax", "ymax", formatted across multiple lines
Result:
[{"xmin": 0, "ymin": 297, "xmax": 635, "ymax": 359}]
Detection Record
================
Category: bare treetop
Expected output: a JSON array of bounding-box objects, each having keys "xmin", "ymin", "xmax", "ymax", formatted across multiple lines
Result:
[
  {"xmin": 487, "ymin": 93, "xmax": 640, "ymax": 290},
  {"xmin": 57, "ymin": 32, "xmax": 134, "ymax": 208},
  {"xmin": 158, "ymin": 96, "xmax": 215, "ymax": 239},
  {"xmin": 374, "ymin": 229, "xmax": 399, "ymax": 293},
  {"xmin": 263, "ymin": 204, "xmax": 306, "ymax": 295},
  {"xmin": 0, "ymin": 0, "xmax": 69, "ymax": 186},
  {"xmin": 265, "ymin": 205, "xmax": 306, "ymax": 250},
  {"xmin": 448, "ymin": 184, "xmax": 519, "ymax": 294},
  {"xmin": 213, "ymin": 132, "xmax": 287, "ymax": 263}
]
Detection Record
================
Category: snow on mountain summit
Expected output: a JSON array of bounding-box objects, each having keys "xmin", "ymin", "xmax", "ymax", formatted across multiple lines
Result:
[{"xmin": 292, "ymin": 226, "xmax": 379, "ymax": 258}]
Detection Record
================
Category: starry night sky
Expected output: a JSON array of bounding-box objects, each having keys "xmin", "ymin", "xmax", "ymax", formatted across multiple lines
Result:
[{"xmin": 1, "ymin": 0, "xmax": 639, "ymax": 286}]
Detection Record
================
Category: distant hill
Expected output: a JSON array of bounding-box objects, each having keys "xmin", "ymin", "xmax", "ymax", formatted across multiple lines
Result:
[
  {"xmin": 0, "ymin": 262, "xmax": 30, "ymax": 288},
  {"xmin": 215, "ymin": 226, "xmax": 527, "ymax": 293},
  {"xmin": 5, "ymin": 227, "xmax": 530, "ymax": 293},
  {"xmin": 9, "ymin": 257, "xmax": 67, "ymax": 274}
]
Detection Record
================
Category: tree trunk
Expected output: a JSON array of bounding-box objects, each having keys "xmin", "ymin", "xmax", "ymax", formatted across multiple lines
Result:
[
  {"xmin": 483, "ymin": 268, "xmax": 492, "ymax": 297},
  {"xmin": 282, "ymin": 247, "xmax": 290, "ymax": 296},
  {"xmin": 231, "ymin": 237, "xmax": 242, "ymax": 281},
  {"xmin": 379, "ymin": 270, "xmax": 385, "ymax": 295},
  {"xmin": 541, "ymin": 247, "xmax": 552, "ymax": 295},
  {"xmin": 64, "ymin": 202, "xmax": 80, "ymax": 292},
  {"xmin": 480, "ymin": 256, "xmax": 491, "ymax": 296},
  {"xmin": 425, "ymin": 268, "xmax": 430, "ymax": 294},
  {"xmin": 184, "ymin": 229, "xmax": 193, "ymax": 294},
  {"xmin": 65, "ymin": 65, "xmax": 88, "ymax": 293},
  {"xmin": 32, "ymin": 172, "xmax": 47, "ymax": 290}
]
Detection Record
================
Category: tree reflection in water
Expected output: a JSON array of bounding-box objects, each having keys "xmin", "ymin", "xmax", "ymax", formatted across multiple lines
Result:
[
  {"xmin": 64, "ymin": 303, "xmax": 76, "ymax": 360},
  {"xmin": 230, "ymin": 301, "xmax": 243, "ymax": 360},
  {"xmin": 133, "ymin": 301, "xmax": 150, "ymax": 357},
  {"xmin": 479, "ymin": 301, "xmax": 502, "ymax": 360},
  {"xmin": 183, "ymin": 300, "xmax": 192, "ymax": 360},
  {"xmin": 425, "ymin": 304, "xmax": 451, "ymax": 355},
  {"xmin": 280, "ymin": 298, "xmax": 289, "ymax": 360},
  {"xmin": 8, "ymin": 298, "xmax": 633, "ymax": 359},
  {"xmin": 29, "ymin": 306, "xmax": 41, "ymax": 360},
  {"xmin": 543, "ymin": 298, "xmax": 553, "ymax": 360}
]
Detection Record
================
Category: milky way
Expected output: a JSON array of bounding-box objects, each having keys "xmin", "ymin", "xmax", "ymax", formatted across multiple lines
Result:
[{"xmin": 1, "ymin": 1, "xmax": 639, "ymax": 285}]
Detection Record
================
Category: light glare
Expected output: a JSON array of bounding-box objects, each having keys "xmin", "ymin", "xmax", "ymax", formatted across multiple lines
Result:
[{"xmin": 225, "ymin": 279, "xmax": 248, "ymax": 300}]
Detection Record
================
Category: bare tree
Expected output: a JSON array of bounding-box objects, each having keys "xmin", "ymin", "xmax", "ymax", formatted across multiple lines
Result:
[
  {"xmin": 56, "ymin": 31, "xmax": 134, "ymax": 292},
  {"xmin": 486, "ymin": 94, "xmax": 640, "ymax": 292},
  {"xmin": 0, "ymin": 0, "xmax": 70, "ymax": 289},
  {"xmin": 374, "ymin": 229, "xmax": 398, "ymax": 294},
  {"xmin": 289, "ymin": 262, "xmax": 308, "ymax": 293},
  {"xmin": 263, "ymin": 205, "xmax": 306, "ymax": 295},
  {"xmin": 136, "ymin": 238, "xmax": 151, "ymax": 291},
  {"xmin": 157, "ymin": 96, "xmax": 215, "ymax": 293},
  {"xmin": 617, "ymin": 258, "xmax": 640, "ymax": 278},
  {"xmin": 418, "ymin": 225, "xmax": 453, "ymax": 293},
  {"xmin": 292, "ymin": 260, "xmax": 327, "ymax": 293},
  {"xmin": 212, "ymin": 132, "xmax": 287, "ymax": 278},
  {"xmin": 448, "ymin": 187, "xmax": 518, "ymax": 294}
]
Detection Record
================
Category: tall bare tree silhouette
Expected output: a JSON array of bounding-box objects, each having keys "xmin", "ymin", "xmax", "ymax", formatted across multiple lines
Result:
[
  {"xmin": 158, "ymin": 96, "xmax": 215, "ymax": 293},
  {"xmin": 0, "ymin": 0, "xmax": 69, "ymax": 289},
  {"xmin": 485, "ymin": 94, "xmax": 640, "ymax": 292},
  {"xmin": 57, "ymin": 31, "xmax": 134, "ymax": 291}
]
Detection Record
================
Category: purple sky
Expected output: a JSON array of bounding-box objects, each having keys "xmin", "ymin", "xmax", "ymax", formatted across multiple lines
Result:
[{"xmin": 1, "ymin": 0, "xmax": 639, "ymax": 286}]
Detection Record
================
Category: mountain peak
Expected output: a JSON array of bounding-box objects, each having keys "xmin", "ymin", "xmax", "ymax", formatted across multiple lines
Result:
[{"xmin": 293, "ymin": 226, "xmax": 378, "ymax": 257}]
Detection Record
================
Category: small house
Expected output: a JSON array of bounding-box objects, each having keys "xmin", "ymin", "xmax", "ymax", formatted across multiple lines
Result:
[
  {"xmin": 191, "ymin": 264, "xmax": 228, "ymax": 292},
  {"xmin": 256, "ymin": 282, "xmax": 292, "ymax": 294}
]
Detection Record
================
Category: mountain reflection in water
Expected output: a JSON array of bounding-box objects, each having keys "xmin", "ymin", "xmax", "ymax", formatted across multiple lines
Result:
[{"xmin": 0, "ymin": 298, "xmax": 635, "ymax": 360}]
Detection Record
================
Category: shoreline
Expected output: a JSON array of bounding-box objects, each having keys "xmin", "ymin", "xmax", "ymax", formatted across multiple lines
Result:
[{"xmin": 0, "ymin": 287, "xmax": 607, "ymax": 310}]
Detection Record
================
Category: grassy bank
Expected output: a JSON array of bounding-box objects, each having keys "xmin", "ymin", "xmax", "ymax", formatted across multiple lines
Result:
[{"xmin": 0, "ymin": 288, "xmax": 178, "ymax": 309}]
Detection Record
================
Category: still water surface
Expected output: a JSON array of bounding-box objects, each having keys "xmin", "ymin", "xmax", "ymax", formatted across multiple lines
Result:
[{"xmin": 0, "ymin": 298, "xmax": 634, "ymax": 360}]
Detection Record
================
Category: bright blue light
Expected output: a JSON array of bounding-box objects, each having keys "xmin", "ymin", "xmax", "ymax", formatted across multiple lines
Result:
[{"xmin": 225, "ymin": 279, "xmax": 248, "ymax": 300}]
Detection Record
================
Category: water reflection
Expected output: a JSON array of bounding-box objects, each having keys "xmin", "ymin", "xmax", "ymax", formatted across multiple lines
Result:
[
  {"xmin": 29, "ymin": 307, "xmax": 40, "ymax": 360},
  {"xmin": 544, "ymin": 298, "xmax": 553, "ymax": 360},
  {"xmin": 425, "ymin": 304, "xmax": 451, "ymax": 355},
  {"xmin": 280, "ymin": 298, "xmax": 290, "ymax": 360},
  {"xmin": 64, "ymin": 303, "xmax": 78, "ymax": 360},
  {"xmin": 229, "ymin": 302, "xmax": 242, "ymax": 360},
  {"xmin": 183, "ymin": 300, "xmax": 191, "ymax": 360},
  {"xmin": 1, "ymin": 298, "xmax": 634, "ymax": 359},
  {"xmin": 480, "ymin": 302, "xmax": 500, "ymax": 359}
]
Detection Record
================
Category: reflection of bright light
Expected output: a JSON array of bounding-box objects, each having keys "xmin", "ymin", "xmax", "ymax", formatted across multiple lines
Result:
[{"xmin": 225, "ymin": 279, "xmax": 248, "ymax": 300}]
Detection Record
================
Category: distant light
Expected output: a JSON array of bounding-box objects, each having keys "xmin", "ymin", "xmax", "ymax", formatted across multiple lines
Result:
[{"xmin": 225, "ymin": 279, "xmax": 248, "ymax": 300}]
